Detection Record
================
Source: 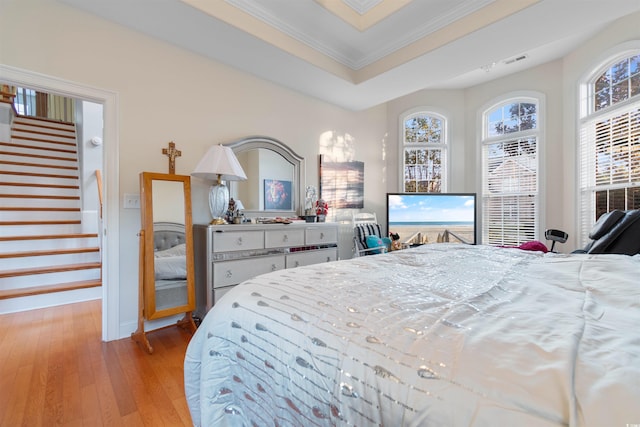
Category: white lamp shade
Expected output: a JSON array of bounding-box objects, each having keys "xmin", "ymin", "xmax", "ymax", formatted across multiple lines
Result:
[
  {"xmin": 234, "ymin": 199, "xmax": 244, "ymax": 211},
  {"xmin": 191, "ymin": 144, "xmax": 247, "ymax": 182}
]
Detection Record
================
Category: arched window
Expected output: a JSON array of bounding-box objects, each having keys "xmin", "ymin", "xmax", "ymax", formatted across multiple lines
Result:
[
  {"xmin": 578, "ymin": 49, "xmax": 640, "ymax": 245},
  {"xmin": 481, "ymin": 96, "xmax": 542, "ymax": 246},
  {"xmin": 400, "ymin": 110, "xmax": 447, "ymax": 193}
]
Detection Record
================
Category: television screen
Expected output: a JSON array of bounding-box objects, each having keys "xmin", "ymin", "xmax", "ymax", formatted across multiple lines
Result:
[{"xmin": 387, "ymin": 193, "xmax": 476, "ymax": 245}]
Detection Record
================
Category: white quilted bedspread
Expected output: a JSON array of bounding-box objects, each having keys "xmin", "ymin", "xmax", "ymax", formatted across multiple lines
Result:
[{"xmin": 184, "ymin": 244, "xmax": 640, "ymax": 427}]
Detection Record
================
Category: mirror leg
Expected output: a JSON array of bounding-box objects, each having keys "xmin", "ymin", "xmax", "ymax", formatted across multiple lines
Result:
[
  {"xmin": 131, "ymin": 327, "xmax": 154, "ymax": 354},
  {"xmin": 131, "ymin": 229, "xmax": 154, "ymax": 354},
  {"xmin": 177, "ymin": 311, "xmax": 197, "ymax": 333}
]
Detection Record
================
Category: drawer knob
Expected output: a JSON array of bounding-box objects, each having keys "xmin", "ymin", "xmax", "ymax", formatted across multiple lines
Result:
[
  {"xmin": 225, "ymin": 270, "xmax": 232, "ymax": 278},
  {"xmin": 326, "ymin": 256, "xmax": 331, "ymax": 262},
  {"xmin": 271, "ymin": 264, "xmax": 277, "ymax": 271},
  {"xmin": 320, "ymin": 232, "xmax": 325, "ymax": 239},
  {"xmin": 283, "ymin": 234, "xmax": 288, "ymax": 242},
  {"xmin": 295, "ymin": 261, "xmax": 300, "ymax": 267},
  {"xmin": 236, "ymin": 237, "xmax": 243, "ymax": 246}
]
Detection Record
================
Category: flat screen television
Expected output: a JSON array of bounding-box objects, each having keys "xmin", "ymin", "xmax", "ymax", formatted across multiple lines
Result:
[{"xmin": 386, "ymin": 193, "xmax": 477, "ymax": 245}]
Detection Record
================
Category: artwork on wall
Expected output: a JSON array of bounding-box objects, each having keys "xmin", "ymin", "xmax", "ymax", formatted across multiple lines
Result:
[
  {"xmin": 319, "ymin": 155, "xmax": 364, "ymax": 209},
  {"xmin": 264, "ymin": 179, "xmax": 293, "ymax": 210}
]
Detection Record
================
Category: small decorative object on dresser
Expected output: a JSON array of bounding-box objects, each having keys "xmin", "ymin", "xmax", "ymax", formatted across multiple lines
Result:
[{"xmin": 315, "ymin": 198, "xmax": 328, "ymax": 222}]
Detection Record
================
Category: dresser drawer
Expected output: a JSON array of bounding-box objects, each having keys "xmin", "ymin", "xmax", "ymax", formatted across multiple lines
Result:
[
  {"xmin": 305, "ymin": 226, "xmax": 338, "ymax": 245},
  {"xmin": 213, "ymin": 255, "xmax": 285, "ymax": 288},
  {"xmin": 213, "ymin": 285, "xmax": 236, "ymax": 305},
  {"xmin": 265, "ymin": 228, "xmax": 305, "ymax": 248},
  {"xmin": 212, "ymin": 230, "xmax": 264, "ymax": 252},
  {"xmin": 286, "ymin": 248, "xmax": 338, "ymax": 268}
]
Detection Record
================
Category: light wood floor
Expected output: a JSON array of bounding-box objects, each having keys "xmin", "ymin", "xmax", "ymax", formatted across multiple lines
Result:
[{"xmin": 0, "ymin": 299, "xmax": 194, "ymax": 426}]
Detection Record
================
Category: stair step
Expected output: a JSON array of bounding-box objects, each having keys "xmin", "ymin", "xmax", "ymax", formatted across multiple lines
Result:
[
  {"xmin": 0, "ymin": 194, "xmax": 79, "ymax": 200},
  {"xmin": 13, "ymin": 116, "xmax": 75, "ymax": 131},
  {"xmin": 0, "ymin": 279, "xmax": 101, "ymax": 300},
  {"xmin": 0, "ymin": 171, "xmax": 79, "ymax": 186},
  {"xmin": 2, "ymin": 142, "xmax": 78, "ymax": 160},
  {"xmin": 1, "ymin": 141, "xmax": 77, "ymax": 155},
  {"xmin": 0, "ymin": 232, "xmax": 97, "ymax": 241},
  {"xmin": 0, "ymin": 182, "xmax": 80, "ymax": 199},
  {"xmin": 0, "ymin": 219, "xmax": 81, "ymax": 226},
  {"xmin": 11, "ymin": 133, "xmax": 77, "ymax": 146},
  {"xmin": 11, "ymin": 126, "xmax": 77, "ymax": 141},
  {"xmin": 0, "ymin": 149, "xmax": 78, "ymax": 163},
  {"xmin": 0, "ymin": 247, "xmax": 100, "ymax": 259},
  {"xmin": 0, "ymin": 207, "xmax": 81, "ymax": 211},
  {"xmin": 0, "ymin": 160, "xmax": 78, "ymax": 172},
  {"xmin": 0, "ymin": 263, "xmax": 101, "ymax": 288},
  {"xmin": 0, "ymin": 223, "xmax": 84, "ymax": 237},
  {"xmin": 0, "ymin": 197, "xmax": 81, "ymax": 209},
  {"xmin": 0, "ymin": 262, "xmax": 101, "ymax": 278},
  {"xmin": 0, "ymin": 233, "xmax": 99, "ymax": 251},
  {"xmin": 0, "ymin": 250, "xmax": 100, "ymax": 270},
  {"xmin": 0, "ymin": 209, "xmax": 81, "ymax": 222}
]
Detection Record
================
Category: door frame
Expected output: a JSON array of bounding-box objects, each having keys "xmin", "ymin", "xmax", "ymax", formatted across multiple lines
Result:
[{"xmin": 1, "ymin": 64, "xmax": 120, "ymax": 341}]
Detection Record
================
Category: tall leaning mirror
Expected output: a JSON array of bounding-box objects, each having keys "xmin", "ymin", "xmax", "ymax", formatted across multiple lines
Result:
[{"xmin": 132, "ymin": 172, "xmax": 196, "ymax": 354}]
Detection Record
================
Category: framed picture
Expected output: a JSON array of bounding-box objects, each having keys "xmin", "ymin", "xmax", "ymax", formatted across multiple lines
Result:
[
  {"xmin": 319, "ymin": 155, "xmax": 364, "ymax": 209},
  {"xmin": 264, "ymin": 179, "xmax": 293, "ymax": 210}
]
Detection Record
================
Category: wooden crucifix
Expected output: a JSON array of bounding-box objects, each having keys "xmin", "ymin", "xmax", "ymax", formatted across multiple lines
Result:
[{"xmin": 162, "ymin": 141, "xmax": 182, "ymax": 174}]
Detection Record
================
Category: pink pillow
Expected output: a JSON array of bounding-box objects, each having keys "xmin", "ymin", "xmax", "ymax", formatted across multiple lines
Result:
[{"xmin": 518, "ymin": 241, "xmax": 548, "ymax": 253}]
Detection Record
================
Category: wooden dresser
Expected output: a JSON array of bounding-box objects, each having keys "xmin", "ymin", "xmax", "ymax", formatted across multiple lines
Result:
[{"xmin": 193, "ymin": 222, "xmax": 338, "ymax": 316}]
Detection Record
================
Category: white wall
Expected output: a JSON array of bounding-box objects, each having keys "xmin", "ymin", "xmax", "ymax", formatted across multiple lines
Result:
[{"xmin": 2, "ymin": 0, "xmax": 639, "ymax": 337}]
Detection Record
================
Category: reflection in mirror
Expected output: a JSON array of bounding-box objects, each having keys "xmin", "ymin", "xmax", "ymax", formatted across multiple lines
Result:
[
  {"xmin": 133, "ymin": 172, "xmax": 196, "ymax": 354},
  {"xmin": 152, "ymin": 181, "xmax": 188, "ymax": 310},
  {"xmin": 226, "ymin": 136, "xmax": 304, "ymax": 218},
  {"xmin": 235, "ymin": 149, "xmax": 294, "ymax": 211}
]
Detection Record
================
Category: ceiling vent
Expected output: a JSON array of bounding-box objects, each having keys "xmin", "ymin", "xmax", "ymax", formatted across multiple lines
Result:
[{"xmin": 504, "ymin": 54, "xmax": 528, "ymax": 65}]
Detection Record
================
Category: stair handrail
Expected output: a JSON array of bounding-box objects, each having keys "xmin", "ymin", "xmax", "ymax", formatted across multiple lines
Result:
[{"xmin": 95, "ymin": 170, "xmax": 103, "ymax": 219}]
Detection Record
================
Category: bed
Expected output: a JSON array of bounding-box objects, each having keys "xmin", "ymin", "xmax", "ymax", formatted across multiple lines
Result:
[
  {"xmin": 184, "ymin": 244, "xmax": 640, "ymax": 426},
  {"xmin": 153, "ymin": 221, "xmax": 188, "ymax": 310}
]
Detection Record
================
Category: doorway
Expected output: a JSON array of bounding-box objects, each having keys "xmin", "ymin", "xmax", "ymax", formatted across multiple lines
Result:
[{"xmin": 1, "ymin": 64, "xmax": 120, "ymax": 341}]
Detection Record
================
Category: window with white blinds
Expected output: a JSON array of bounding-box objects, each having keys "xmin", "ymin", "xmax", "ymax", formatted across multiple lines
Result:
[
  {"xmin": 481, "ymin": 99, "xmax": 540, "ymax": 246},
  {"xmin": 578, "ymin": 52, "xmax": 640, "ymax": 246},
  {"xmin": 401, "ymin": 112, "xmax": 447, "ymax": 193}
]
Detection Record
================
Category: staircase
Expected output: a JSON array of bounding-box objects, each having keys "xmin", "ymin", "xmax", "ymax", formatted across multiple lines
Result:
[{"xmin": 0, "ymin": 116, "xmax": 102, "ymax": 313}]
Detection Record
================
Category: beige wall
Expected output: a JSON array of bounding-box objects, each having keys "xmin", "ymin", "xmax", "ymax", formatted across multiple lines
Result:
[
  {"xmin": 2, "ymin": 0, "xmax": 639, "ymax": 337},
  {"xmin": 1, "ymin": 0, "xmax": 386, "ymax": 336}
]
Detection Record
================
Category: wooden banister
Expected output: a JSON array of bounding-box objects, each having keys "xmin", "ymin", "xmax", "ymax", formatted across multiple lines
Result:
[{"xmin": 95, "ymin": 170, "xmax": 103, "ymax": 218}]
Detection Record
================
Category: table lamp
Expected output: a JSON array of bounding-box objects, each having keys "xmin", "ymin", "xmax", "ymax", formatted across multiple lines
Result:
[{"xmin": 192, "ymin": 144, "xmax": 247, "ymax": 224}]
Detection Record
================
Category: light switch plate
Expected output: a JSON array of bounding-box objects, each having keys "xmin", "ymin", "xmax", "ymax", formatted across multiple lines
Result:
[{"xmin": 124, "ymin": 193, "xmax": 140, "ymax": 209}]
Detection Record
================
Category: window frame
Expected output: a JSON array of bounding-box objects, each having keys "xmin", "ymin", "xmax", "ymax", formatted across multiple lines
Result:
[
  {"xmin": 399, "ymin": 107, "xmax": 449, "ymax": 193},
  {"xmin": 577, "ymin": 43, "xmax": 640, "ymax": 246},
  {"xmin": 479, "ymin": 92, "xmax": 545, "ymax": 246}
]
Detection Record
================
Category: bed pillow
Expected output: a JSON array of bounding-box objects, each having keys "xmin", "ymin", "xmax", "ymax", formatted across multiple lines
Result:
[
  {"xmin": 155, "ymin": 243, "xmax": 186, "ymax": 258},
  {"xmin": 155, "ymin": 255, "xmax": 187, "ymax": 280},
  {"xmin": 365, "ymin": 235, "xmax": 385, "ymax": 254}
]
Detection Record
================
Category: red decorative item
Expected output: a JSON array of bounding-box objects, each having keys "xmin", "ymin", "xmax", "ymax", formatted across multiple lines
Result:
[{"xmin": 315, "ymin": 199, "xmax": 328, "ymax": 216}]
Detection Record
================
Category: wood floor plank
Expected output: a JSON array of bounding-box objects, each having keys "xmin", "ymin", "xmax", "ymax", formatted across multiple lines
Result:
[{"xmin": 0, "ymin": 300, "xmax": 194, "ymax": 426}]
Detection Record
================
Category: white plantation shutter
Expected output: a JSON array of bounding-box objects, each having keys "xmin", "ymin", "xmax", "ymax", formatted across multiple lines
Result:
[
  {"xmin": 579, "ymin": 103, "xmax": 640, "ymax": 245},
  {"xmin": 481, "ymin": 98, "xmax": 541, "ymax": 246},
  {"xmin": 482, "ymin": 137, "xmax": 538, "ymax": 246}
]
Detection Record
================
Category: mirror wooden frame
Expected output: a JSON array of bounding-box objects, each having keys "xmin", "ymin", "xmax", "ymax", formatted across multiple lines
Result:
[
  {"xmin": 132, "ymin": 172, "xmax": 196, "ymax": 354},
  {"xmin": 225, "ymin": 136, "xmax": 305, "ymax": 217}
]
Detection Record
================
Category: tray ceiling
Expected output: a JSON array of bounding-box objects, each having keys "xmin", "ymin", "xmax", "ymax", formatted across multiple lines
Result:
[{"xmin": 59, "ymin": 0, "xmax": 640, "ymax": 110}]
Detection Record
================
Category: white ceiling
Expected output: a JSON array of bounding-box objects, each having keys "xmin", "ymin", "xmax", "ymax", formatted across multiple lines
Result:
[{"xmin": 60, "ymin": 0, "xmax": 640, "ymax": 111}]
